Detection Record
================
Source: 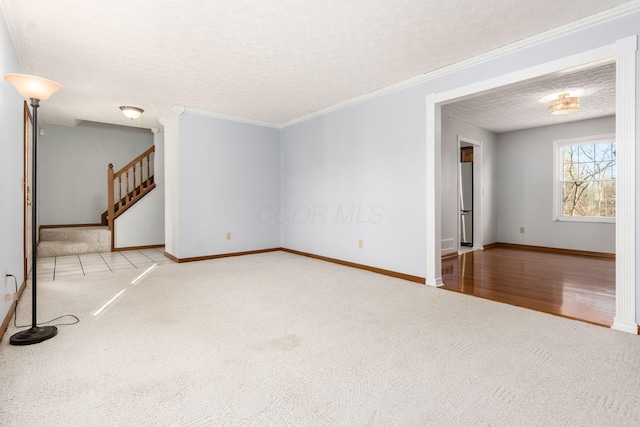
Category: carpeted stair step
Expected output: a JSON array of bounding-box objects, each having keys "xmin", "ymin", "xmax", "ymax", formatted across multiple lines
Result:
[
  {"xmin": 38, "ymin": 226, "xmax": 111, "ymax": 257},
  {"xmin": 38, "ymin": 241, "xmax": 111, "ymax": 257}
]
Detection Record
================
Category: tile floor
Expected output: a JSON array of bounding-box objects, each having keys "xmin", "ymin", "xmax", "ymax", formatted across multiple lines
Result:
[{"xmin": 36, "ymin": 248, "xmax": 175, "ymax": 282}]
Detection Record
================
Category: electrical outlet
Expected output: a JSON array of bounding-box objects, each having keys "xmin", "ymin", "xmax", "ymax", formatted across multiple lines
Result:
[
  {"xmin": 519, "ymin": 227, "xmax": 525, "ymax": 234},
  {"xmin": 3, "ymin": 271, "xmax": 7, "ymax": 287},
  {"xmin": 226, "ymin": 232, "xmax": 231, "ymax": 240},
  {"xmin": 358, "ymin": 239, "xmax": 363, "ymax": 249}
]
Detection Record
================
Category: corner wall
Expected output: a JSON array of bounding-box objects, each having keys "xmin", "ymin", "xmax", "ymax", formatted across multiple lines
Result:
[
  {"xmin": 114, "ymin": 129, "xmax": 165, "ymax": 248},
  {"xmin": 496, "ymin": 116, "xmax": 615, "ymax": 253},
  {"xmin": 39, "ymin": 122, "xmax": 153, "ymax": 225},
  {"xmin": 440, "ymin": 116, "xmax": 498, "ymax": 252},
  {"xmin": 164, "ymin": 111, "xmax": 280, "ymax": 259},
  {"xmin": 280, "ymin": 92, "xmax": 427, "ymax": 277},
  {"xmin": 0, "ymin": 11, "xmax": 26, "ymax": 331}
]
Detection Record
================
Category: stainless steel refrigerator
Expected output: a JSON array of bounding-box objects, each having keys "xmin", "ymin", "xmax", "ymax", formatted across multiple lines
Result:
[{"xmin": 460, "ymin": 162, "xmax": 473, "ymax": 247}]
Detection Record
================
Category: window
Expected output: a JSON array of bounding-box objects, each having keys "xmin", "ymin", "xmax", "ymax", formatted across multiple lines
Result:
[{"xmin": 553, "ymin": 134, "xmax": 616, "ymax": 223}]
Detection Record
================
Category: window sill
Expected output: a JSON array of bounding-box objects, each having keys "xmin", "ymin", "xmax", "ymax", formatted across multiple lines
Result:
[{"xmin": 554, "ymin": 217, "xmax": 615, "ymax": 224}]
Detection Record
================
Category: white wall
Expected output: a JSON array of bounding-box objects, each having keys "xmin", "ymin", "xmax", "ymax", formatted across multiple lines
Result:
[
  {"xmin": 279, "ymin": 11, "xmax": 639, "ymax": 286},
  {"xmin": 496, "ymin": 116, "xmax": 615, "ymax": 253},
  {"xmin": 0, "ymin": 11, "xmax": 26, "ymax": 326},
  {"xmin": 441, "ymin": 116, "xmax": 498, "ymax": 252},
  {"xmin": 163, "ymin": 114, "xmax": 180, "ymax": 257},
  {"xmin": 114, "ymin": 130, "xmax": 165, "ymax": 248},
  {"xmin": 281, "ymin": 92, "xmax": 426, "ymax": 277},
  {"xmin": 165, "ymin": 111, "xmax": 280, "ymax": 259},
  {"xmin": 39, "ymin": 122, "xmax": 153, "ymax": 225}
]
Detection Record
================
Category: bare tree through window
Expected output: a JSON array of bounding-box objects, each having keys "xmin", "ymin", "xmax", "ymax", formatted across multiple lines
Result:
[{"xmin": 560, "ymin": 139, "xmax": 615, "ymax": 218}]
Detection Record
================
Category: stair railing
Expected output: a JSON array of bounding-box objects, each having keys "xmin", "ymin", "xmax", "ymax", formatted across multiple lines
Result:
[{"xmin": 106, "ymin": 146, "xmax": 156, "ymax": 237}]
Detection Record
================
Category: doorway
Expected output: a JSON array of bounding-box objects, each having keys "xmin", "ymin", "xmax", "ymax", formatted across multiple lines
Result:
[
  {"xmin": 459, "ymin": 146, "xmax": 473, "ymax": 248},
  {"xmin": 457, "ymin": 136, "xmax": 482, "ymax": 254},
  {"xmin": 426, "ymin": 36, "xmax": 637, "ymax": 334}
]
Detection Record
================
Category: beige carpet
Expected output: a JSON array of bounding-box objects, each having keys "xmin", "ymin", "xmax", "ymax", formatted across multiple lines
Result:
[{"xmin": 1, "ymin": 251, "xmax": 639, "ymax": 426}]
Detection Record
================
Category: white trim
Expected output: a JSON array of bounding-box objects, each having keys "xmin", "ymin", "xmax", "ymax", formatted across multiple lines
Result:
[
  {"xmin": 612, "ymin": 35, "xmax": 637, "ymax": 334},
  {"xmin": 281, "ymin": 2, "xmax": 640, "ymax": 129},
  {"xmin": 552, "ymin": 133, "xmax": 616, "ymax": 223},
  {"xmin": 183, "ymin": 107, "xmax": 281, "ymax": 129},
  {"xmin": 433, "ymin": 45, "xmax": 615, "ymax": 105},
  {"xmin": 0, "ymin": 1, "xmax": 32, "ymax": 74},
  {"xmin": 158, "ymin": 105, "xmax": 185, "ymax": 126},
  {"xmin": 425, "ymin": 94, "xmax": 443, "ymax": 287},
  {"xmin": 427, "ymin": 36, "xmax": 637, "ymax": 333},
  {"xmin": 553, "ymin": 133, "xmax": 617, "ymax": 146},
  {"xmin": 159, "ymin": 105, "xmax": 280, "ymax": 129}
]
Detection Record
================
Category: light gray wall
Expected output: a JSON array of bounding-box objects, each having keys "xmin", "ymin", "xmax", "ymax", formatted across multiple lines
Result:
[
  {"xmin": 279, "ymin": 11, "xmax": 639, "ymax": 286},
  {"xmin": 441, "ymin": 116, "xmax": 498, "ymax": 253},
  {"xmin": 39, "ymin": 122, "xmax": 153, "ymax": 225},
  {"xmin": 0, "ymin": 12, "xmax": 26, "ymax": 326},
  {"xmin": 168, "ymin": 112, "xmax": 280, "ymax": 258},
  {"xmin": 164, "ymin": 114, "xmax": 180, "ymax": 257},
  {"xmin": 114, "ymin": 130, "xmax": 165, "ymax": 248},
  {"xmin": 496, "ymin": 116, "xmax": 616, "ymax": 253},
  {"xmin": 281, "ymin": 92, "xmax": 426, "ymax": 277}
]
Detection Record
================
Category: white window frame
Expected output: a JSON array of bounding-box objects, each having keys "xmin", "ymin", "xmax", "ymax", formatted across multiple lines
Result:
[{"xmin": 553, "ymin": 133, "xmax": 616, "ymax": 223}]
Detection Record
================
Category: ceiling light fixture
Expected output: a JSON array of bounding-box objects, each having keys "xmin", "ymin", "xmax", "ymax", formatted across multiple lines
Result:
[
  {"xmin": 119, "ymin": 106, "xmax": 144, "ymax": 120},
  {"xmin": 549, "ymin": 93, "xmax": 580, "ymax": 115}
]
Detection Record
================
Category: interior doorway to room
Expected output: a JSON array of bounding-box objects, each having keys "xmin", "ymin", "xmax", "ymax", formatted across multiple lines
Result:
[
  {"xmin": 442, "ymin": 62, "xmax": 617, "ymax": 326},
  {"xmin": 427, "ymin": 36, "xmax": 638, "ymax": 333}
]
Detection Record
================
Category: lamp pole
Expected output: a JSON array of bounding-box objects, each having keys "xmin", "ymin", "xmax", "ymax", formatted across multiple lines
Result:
[{"xmin": 4, "ymin": 74, "xmax": 62, "ymax": 345}]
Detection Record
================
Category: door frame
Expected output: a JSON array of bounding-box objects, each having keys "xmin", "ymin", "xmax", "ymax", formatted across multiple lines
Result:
[
  {"xmin": 426, "ymin": 36, "xmax": 637, "ymax": 334},
  {"xmin": 457, "ymin": 136, "xmax": 482, "ymax": 253},
  {"xmin": 23, "ymin": 100, "xmax": 33, "ymax": 281}
]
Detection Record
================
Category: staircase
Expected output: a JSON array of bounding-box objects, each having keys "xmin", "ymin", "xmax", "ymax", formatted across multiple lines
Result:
[
  {"xmin": 103, "ymin": 146, "xmax": 156, "ymax": 238},
  {"xmin": 38, "ymin": 226, "xmax": 111, "ymax": 257},
  {"xmin": 38, "ymin": 146, "xmax": 156, "ymax": 258}
]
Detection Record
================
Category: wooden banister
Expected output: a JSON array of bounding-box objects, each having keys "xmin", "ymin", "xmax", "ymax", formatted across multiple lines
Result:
[
  {"xmin": 105, "ymin": 146, "xmax": 156, "ymax": 250},
  {"xmin": 108, "ymin": 163, "xmax": 115, "ymax": 231},
  {"xmin": 115, "ymin": 146, "xmax": 155, "ymax": 178}
]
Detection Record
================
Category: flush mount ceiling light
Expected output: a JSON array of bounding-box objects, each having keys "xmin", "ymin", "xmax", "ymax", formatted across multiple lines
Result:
[
  {"xmin": 119, "ymin": 106, "xmax": 144, "ymax": 120},
  {"xmin": 549, "ymin": 93, "xmax": 580, "ymax": 115}
]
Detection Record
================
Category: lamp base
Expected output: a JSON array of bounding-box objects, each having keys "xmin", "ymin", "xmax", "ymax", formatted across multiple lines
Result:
[{"xmin": 9, "ymin": 326, "xmax": 57, "ymax": 346}]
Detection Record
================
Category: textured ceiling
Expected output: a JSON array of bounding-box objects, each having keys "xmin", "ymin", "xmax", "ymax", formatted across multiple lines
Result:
[
  {"xmin": 442, "ymin": 62, "xmax": 616, "ymax": 133},
  {"xmin": 0, "ymin": 0, "xmax": 631, "ymax": 129}
]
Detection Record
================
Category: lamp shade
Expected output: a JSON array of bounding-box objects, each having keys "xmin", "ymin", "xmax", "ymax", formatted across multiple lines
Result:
[
  {"xmin": 119, "ymin": 106, "xmax": 144, "ymax": 120},
  {"xmin": 3, "ymin": 73, "xmax": 62, "ymax": 101}
]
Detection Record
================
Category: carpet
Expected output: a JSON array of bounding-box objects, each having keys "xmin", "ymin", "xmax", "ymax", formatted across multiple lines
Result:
[{"xmin": 1, "ymin": 251, "xmax": 639, "ymax": 426}]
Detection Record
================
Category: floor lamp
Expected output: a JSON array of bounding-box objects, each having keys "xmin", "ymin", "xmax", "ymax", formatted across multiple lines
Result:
[{"xmin": 4, "ymin": 74, "xmax": 62, "ymax": 346}]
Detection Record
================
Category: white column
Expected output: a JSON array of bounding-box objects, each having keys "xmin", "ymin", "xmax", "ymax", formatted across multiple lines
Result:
[
  {"xmin": 612, "ymin": 36, "xmax": 638, "ymax": 334},
  {"xmin": 426, "ymin": 94, "xmax": 443, "ymax": 287},
  {"xmin": 158, "ymin": 106, "xmax": 185, "ymax": 259}
]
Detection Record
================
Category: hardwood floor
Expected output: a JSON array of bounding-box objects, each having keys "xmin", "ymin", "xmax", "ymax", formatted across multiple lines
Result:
[{"xmin": 441, "ymin": 246, "xmax": 615, "ymax": 327}]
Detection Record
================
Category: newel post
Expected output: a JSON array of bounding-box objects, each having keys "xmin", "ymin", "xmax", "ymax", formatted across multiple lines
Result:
[{"xmin": 107, "ymin": 163, "xmax": 115, "ymax": 234}]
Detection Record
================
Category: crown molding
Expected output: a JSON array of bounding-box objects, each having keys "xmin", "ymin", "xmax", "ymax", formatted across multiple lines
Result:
[
  {"xmin": 279, "ymin": 1, "xmax": 640, "ymax": 129},
  {"xmin": 0, "ymin": 0, "xmax": 32, "ymax": 74},
  {"xmin": 158, "ymin": 105, "xmax": 185, "ymax": 126},
  {"xmin": 182, "ymin": 107, "xmax": 281, "ymax": 129},
  {"xmin": 158, "ymin": 105, "xmax": 281, "ymax": 129}
]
